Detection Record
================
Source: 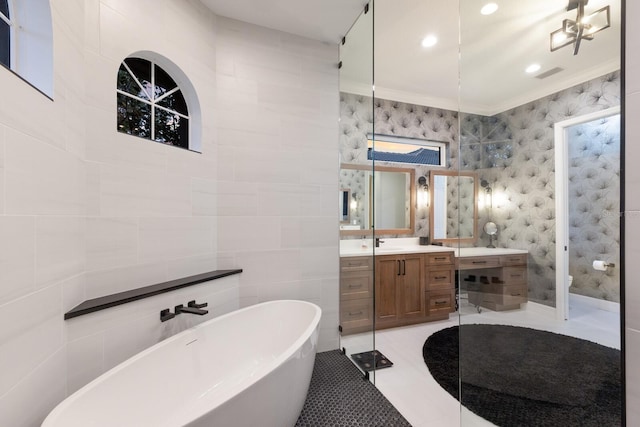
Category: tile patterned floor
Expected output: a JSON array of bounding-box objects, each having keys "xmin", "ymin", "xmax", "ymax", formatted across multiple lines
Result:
[
  {"xmin": 341, "ymin": 297, "xmax": 620, "ymax": 427},
  {"xmin": 296, "ymin": 350, "xmax": 411, "ymax": 427}
]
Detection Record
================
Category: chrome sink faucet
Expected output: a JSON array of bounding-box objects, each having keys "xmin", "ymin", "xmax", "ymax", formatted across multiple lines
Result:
[{"xmin": 375, "ymin": 238, "xmax": 385, "ymax": 248}]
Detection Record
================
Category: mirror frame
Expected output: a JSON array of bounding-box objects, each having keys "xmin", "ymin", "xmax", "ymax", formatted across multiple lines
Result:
[
  {"xmin": 429, "ymin": 170, "xmax": 478, "ymax": 244},
  {"xmin": 340, "ymin": 163, "xmax": 416, "ymax": 237}
]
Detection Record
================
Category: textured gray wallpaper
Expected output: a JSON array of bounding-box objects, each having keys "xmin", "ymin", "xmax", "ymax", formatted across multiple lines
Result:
[
  {"xmin": 465, "ymin": 72, "xmax": 621, "ymax": 306},
  {"xmin": 567, "ymin": 115, "xmax": 620, "ymax": 302},
  {"xmin": 339, "ymin": 71, "xmax": 621, "ymax": 307},
  {"xmin": 339, "ymin": 94, "xmax": 459, "ymax": 238}
]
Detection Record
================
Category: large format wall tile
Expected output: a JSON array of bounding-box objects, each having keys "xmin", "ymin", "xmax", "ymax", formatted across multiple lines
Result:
[
  {"xmin": 35, "ymin": 217, "xmax": 85, "ymax": 290},
  {"xmin": 4, "ymin": 128, "xmax": 86, "ymax": 216},
  {"xmin": 0, "ymin": 216, "xmax": 36, "ymax": 305}
]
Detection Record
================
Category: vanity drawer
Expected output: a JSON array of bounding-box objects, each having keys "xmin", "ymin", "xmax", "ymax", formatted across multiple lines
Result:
[
  {"xmin": 426, "ymin": 290, "xmax": 455, "ymax": 315},
  {"xmin": 340, "ymin": 298, "xmax": 373, "ymax": 331},
  {"xmin": 427, "ymin": 268, "xmax": 454, "ymax": 290},
  {"xmin": 501, "ymin": 285, "xmax": 528, "ymax": 305},
  {"xmin": 425, "ymin": 252, "xmax": 454, "ymax": 266},
  {"xmin": 501, "ymin": 254, "xmax": 527, "ymax": 266},
  {"xmin": 340, "ymin": 274, "xmax": 372, "ymax": 300},
  {"xmin": 340, "ymin": 256, "xmax": 373, "ymax": 273},
  {"xmin": 502, "ymin": 267, "xmax": 527, "ymax": 285},
  {"xmin": 458, "ymin": 256, "xmax": 501, "ymax": 270},
  {"xmin": 468, "ymin": 284, "xmax": 527, "ymax": 306}
]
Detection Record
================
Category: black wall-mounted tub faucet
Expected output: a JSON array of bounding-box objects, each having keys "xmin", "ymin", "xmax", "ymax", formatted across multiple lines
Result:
[
  {"xmin": 175, "ymin": 300, "xmax": 209, "ymax": 316},
  {"xmin": 160, "ymin": 308, "xmax": 176, "ymax": 322}
]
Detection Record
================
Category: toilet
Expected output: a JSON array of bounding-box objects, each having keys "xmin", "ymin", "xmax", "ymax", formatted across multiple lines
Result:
[{"xmin": 568, "ymin": 275, "xmax": 573, "ymax": 288}]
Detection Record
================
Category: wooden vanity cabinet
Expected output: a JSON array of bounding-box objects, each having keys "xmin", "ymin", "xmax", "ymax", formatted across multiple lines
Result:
[
  {"xmin": 339, "ymin": 256, "xmax": 374, "ymax": 335},
  {"xmin": 339, "ymin": 250, "xmax": 456, "ymax": 335},
  {"xmin": 374, "ymin": 253, "xmax": 425, "ymax": 329},
  {"xmin": 463, "ymin": 253, "xmax": 528, "ymax": 311},
  {"xmin": 424, "ymin": 252, "xmax": 456, "ymax": 318}
]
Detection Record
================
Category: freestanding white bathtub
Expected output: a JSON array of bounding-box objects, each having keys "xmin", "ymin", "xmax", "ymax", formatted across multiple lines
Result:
[{"xmin": 43, "ymin": 300, "xmax": 321, "ymax": 427}]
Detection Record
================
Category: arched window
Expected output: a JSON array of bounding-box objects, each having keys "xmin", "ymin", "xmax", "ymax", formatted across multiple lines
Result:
[
  {"xmin": 0, "ymin": 0, "xmax": 53, "ymax": 97},
  {"xmin": 0, "ymin": 0, "xmax": 12, "ymax": 68},
  {"xmin": 117, "ymin": 57, "xmax": 195, "ymax": 151}
]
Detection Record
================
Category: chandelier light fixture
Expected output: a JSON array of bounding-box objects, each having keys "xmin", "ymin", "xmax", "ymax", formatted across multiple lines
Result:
[{"xmin": 550, "ymin": 0, "xmax": 610, "ymax": 55}]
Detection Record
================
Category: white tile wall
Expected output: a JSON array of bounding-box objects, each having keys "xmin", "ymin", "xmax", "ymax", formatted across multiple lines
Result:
[
  {"xmin": 215, "ymin": 17, "xmax": 340, "ymax": 353},
  {"xmin": 0, "ymin": 1, "xmax": 343, "ymax": 424}
]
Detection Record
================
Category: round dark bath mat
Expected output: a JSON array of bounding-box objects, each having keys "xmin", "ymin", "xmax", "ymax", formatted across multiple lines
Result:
[{"xmin": 423, "ymin": 324, "xmax": 621, "ymax": 427}]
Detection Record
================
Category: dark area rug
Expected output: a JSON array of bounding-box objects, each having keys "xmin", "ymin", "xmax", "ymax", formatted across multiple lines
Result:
[
  {"xmin": 423, "ymin": 324, "xmax": 622, "ymax": 426},
  {"xmin": 296, "ymin": 350, "xmax": 411, "ymax": 426}
]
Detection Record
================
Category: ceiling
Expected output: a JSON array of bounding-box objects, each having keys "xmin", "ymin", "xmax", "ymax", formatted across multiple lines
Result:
[
  {"xmin": 201, "ymin": 0, "xmax": 621, "ymax": 116},
  {"xmin": 199, "ymin": 0, "xmax": 366, "ymax": 44}
]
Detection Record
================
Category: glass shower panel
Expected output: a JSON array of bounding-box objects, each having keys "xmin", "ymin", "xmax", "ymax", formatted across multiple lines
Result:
[
  {"xmin": 338, "ymin": 1, "xmax": 376, "ymax": 379},
  {"xmin": 458, "ymin": 0, "xmax": 623, "ymax": 426}
]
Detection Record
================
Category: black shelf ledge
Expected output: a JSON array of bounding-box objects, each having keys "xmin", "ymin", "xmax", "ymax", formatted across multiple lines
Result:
[{"xmin": 64, "ymin": 269, "xmax": 243, "ymax": 320}]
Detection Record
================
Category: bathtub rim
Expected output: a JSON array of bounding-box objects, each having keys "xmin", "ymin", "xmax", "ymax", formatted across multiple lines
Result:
[{"xmin": 43, "ymin": 299, "xmax": 322, "ymax": 427}]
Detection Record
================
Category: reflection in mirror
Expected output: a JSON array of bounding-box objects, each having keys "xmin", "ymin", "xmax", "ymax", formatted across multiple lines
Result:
[
  {"xmin": 339, "ymin": 189, "xmax": 350, "ymax": 223},
  {"xmin": 429, "ymin": 170, "xmax": 478, "ymax": 243},
  {"xmin": 339, "ymin": 164, "xmax": 415, "ymax": 236}
]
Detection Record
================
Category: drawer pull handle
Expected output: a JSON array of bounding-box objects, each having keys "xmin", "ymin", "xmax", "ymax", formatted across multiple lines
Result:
[
  {"xmin": 434, "ymin": 276, "xmax": 447, "ymax": 280},
  {"xmin": 434, "ymin": 257, "xmax": 447, "ymax": 260},
  {"xmin": 472, "ymin": 261, "xmax": 487, "ymax": 264},
  {"xmin": 435, "ymin": 300, "xmax": 447, "ymax": 305},
  {"xmin": 511, "ymin": 293, "xmax": 521, "ymax": 296},
  {"xmin": 349, "ymin": 311, "xmax": 363, "ymax": 316},
  {"xmin": 348, "ymin": 284, "xmax": 361, "ymax": 289},
  {"xmin": 397, "ymin": 260, "xmax": 401, "ymax": 276},
  {"xmin": 510, "ymin": 274, "xmax": 520, "ymax": 277}
]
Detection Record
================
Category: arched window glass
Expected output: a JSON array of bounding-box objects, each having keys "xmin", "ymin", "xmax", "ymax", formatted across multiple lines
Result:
[
  {"xmin": 117, "ymin": 57, "xmax": 190, "ymax": 150},
  {"xmin": 0, "ymin": 0, "xmax": 54, "ymax": 98},
  {"xmin": 0, "ymin": 0, "xmax": 12, "ymax": 68}
]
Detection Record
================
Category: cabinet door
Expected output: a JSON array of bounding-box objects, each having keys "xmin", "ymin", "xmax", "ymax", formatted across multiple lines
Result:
[
  {"xmin": 375, "ymin": 256, "xmax": 401, "ymax": 326},
  {"xmin": 401, "ymin": 254, "xmax": 425, "ymax": 320}
]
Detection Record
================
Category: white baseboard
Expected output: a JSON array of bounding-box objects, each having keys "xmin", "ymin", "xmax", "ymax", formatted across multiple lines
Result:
[{"xmin": 570, "ymin": 292, "xmax": 620, "ymax": 313}]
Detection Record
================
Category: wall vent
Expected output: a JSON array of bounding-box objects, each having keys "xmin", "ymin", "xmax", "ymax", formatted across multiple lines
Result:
[{"xmin": 535, "ymin": 67, "xmax": 564, "ymax": 79}]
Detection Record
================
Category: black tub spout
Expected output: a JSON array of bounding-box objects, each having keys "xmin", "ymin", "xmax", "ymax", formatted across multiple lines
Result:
[{"xmin": 175, "ymin": 304, "xmax": 208, "ymax": 316}]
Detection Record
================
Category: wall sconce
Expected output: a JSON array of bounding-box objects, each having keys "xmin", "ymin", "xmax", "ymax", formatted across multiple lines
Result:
[
  {"xmin": 480, "ymin": 179, "xmax": 492, "ymax": 210},
  {"xmin": 418, "ymin": 176, "xmax": 429, "ymax": 208},
  {"xmin": 350, "ymin": 192, "xmax": 359, "ymax": 210},
  {"xmin": 550, "ymin": 0, "xmax": 610, "ymax": 55}
]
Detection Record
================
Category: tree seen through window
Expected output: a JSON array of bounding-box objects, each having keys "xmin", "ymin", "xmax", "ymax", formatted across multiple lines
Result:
[{"xmin": 116, "ymin": 57, "xmax": 189, "ymax": 149}]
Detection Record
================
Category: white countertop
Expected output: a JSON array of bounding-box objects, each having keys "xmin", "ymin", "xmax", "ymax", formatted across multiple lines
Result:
[
  {"xmin": 339, "ymin": 238, "xmax": 527, "ymax": 258},
  {"xmin": 454, "ymin": 247, "xmax": 528, "ymax": 257}
]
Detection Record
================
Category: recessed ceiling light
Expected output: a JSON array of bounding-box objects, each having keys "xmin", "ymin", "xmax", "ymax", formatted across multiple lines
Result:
[
  {"xmin": 421, "ymin": 35, "xmax": 438, "ymax": 48},
  {"xmin": 525, "ymin": 63, "xmax": 541, "ymax": 74},
  {"xmin": 480, "ymin": 3, "xmax": 499, "ymax": 15}
]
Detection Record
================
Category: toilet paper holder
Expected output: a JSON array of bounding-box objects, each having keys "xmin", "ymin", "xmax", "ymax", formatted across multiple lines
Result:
[{"xmin": 593, "ymin": 260, "xmax": 615, "ymax": 271}]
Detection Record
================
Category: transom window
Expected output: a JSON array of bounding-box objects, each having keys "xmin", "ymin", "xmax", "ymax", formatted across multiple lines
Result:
[{"xmin": 117, "ymin": 57, "xmax": 191, "ymax": 150}]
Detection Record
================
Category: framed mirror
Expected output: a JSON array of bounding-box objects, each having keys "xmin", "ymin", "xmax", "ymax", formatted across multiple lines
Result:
[
  {"xmin": 339, "ymin": 164, "xmax": 415, "ymax": 236},
  {"xmin": 429, "ymin": 170, "xmax": 478, "ymax": 243}
]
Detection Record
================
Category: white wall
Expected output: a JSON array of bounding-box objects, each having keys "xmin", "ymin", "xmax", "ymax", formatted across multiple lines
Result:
[
  {"xmin": 626, "ymin": 1, "xmax": 640, "ymax": 423},
  {"xmin": 0, "ymin": 1, "xmax": 340, "ymax": 426},
  {"xmin": 214, "ymin": 17, "xmax": 340, "ymax": 351}
]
